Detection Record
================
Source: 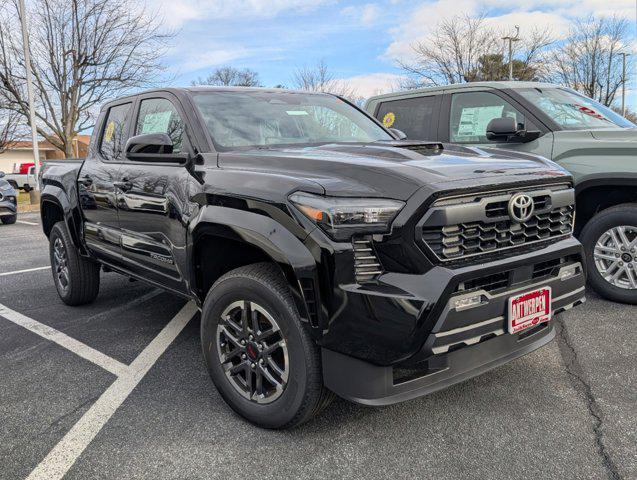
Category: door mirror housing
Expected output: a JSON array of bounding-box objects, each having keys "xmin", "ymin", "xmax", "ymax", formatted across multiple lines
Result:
[
  {"xmin": 125, "ymin": 133, "xmax": 190, "ymax": 163},
  {"xmin": 486, "ymin": 117, "xmax": 541, "ymax": 144},
  {"xmin": 0, "ymin": 171, "xmax": 5, "ymax": 178},
  {"xmin": 389, "ymin": 128, "xmax": 408, "ymax": 140}
]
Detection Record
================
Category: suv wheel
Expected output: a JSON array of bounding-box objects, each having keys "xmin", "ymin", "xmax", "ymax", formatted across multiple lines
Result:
[
  {"xmin": 1, "ymin": 215, "xmax": 17, "ymax": 225},
  {"xmin": 200, "ymin": 262, "xmax": 333, "ymax": 429},
  {"xmin": 49, "ymin": 221, "xmax": 101, "ymax": 305},
  {"xmin": 581, "ymin": 204, "xmax": 637, "ymax": 304}
]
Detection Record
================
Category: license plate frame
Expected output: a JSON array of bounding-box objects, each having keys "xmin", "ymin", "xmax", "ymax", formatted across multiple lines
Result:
[{"xmin": 507, "ymin": 287, "xmax": 552, "ymax": 334}]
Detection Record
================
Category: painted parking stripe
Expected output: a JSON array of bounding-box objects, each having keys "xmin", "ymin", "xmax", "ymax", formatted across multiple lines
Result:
[
  {"xmin": 26, "ymin": 301, "xmax": 197, "ymax": 480},
  {"xmin": 0, "ymin": 303, "xmax": 128, "ymax": 377},
  {"xmin": 17, "ymin": 220, "xmax": 39, "ymax": 226},
  {"xmin": 0, "ymin": 266, "xmax": 50, "ymax": 277}
]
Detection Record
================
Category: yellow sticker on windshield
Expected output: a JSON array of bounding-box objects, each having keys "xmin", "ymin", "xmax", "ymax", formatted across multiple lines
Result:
[
  {"xmin": 104, "ymin": 121, "xmax": 115, "ymax": 142},
  {"xmin": 383, "ymin": 112, "xmax": 396, "ymax": 128}
]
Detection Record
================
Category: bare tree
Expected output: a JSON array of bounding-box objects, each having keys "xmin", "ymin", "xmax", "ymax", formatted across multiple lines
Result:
[
  {"xmin": 191, "ymin": 66, "xmax": 261, "ymax": 87},
  {"xmin": 0, "ymin": 0, "xmax": 172, "ymax": 158},
  {"xmin": 0, "ymin": 105, "xmax": 19, "ymax": 154},
  {"xmin": 396, "ymin": 14, "xmax": 553, "ymax": 87},
  {"xmin": 551, "ymin": 15, "xmax": 631, "ymax": 106},
  {"xmin": 291, "ymin": 60, "xmax": 358, "ymax": 99}
]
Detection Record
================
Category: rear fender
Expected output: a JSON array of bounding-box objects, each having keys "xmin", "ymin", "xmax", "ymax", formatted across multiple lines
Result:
[{"xmin": 40, "ymin": 184, "xmax": 85, "ymax": 253}]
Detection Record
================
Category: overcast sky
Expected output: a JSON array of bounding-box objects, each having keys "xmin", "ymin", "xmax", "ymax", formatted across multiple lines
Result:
[{"xmin": 149, "ymin": 0, "xmax": 637, "ymax": 107}]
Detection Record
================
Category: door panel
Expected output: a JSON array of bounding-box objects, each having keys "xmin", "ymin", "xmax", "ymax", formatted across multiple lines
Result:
[
  {"xmin": 81, "ymin": 102, "xmax": 131, "ymax": 261},
  {"xmin": 116, "ymin": 95, "xmax": 193, "ymax": 293}
]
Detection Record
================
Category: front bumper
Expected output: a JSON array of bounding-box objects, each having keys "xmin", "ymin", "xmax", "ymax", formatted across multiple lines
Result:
[
  {"xmin": 319, "ymin": 237, "xmax": 586, "ymax": 405},
  {"xmin": 0, "ymin": 197, "xmax": 17, "ymax": 217}
]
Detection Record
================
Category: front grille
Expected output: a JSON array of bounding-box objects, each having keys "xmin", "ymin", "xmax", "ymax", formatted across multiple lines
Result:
[
  {"xmin": 456, "ymin": 271, "xmax": 511, "ymax": 294},
  {"xmin": 353, "ymin": 239, "xmax": 383, "ymax": 283},
  {"xmin": 454, "ymin": 255, "xmax": 580, "ymax": 295},
  {"xmin": 419, "ymin": 184, "xmax": 575, "ymax": 262}
]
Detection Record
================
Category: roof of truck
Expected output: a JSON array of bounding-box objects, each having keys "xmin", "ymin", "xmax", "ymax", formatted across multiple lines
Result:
[{"xmin": 366, "ymin": 81, "xmax": 561, "ymax": 103}]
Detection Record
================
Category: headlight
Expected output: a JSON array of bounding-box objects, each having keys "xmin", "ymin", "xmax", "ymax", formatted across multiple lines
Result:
[{"xmin": 289, "ymin": 192, "xmax": 404, "ymax": 240}]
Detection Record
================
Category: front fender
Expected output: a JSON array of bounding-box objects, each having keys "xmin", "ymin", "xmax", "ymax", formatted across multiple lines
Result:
[{"xmin": 189, "ymin": 205, "xmax": 321, "ymax": 329}]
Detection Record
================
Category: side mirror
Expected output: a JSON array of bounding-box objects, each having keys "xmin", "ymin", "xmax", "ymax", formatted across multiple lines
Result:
[
  {"xmin": 125, "ymin": 133, "xmax": 189, "ymax": 163},
  {"xmin": 486, "ymin": 117, "xmax": 541, "ymax": 144},
  {"xmin": 389, "ymin": 128, "xmax": 408, "ymax": 140},
  {"xmin": 0, "ymin": 171, "xmax": 5, "ymax": 178}
]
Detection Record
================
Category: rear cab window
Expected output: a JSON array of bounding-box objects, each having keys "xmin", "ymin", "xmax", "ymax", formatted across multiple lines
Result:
[
  {"xmin": 99, "ymin": 103, "xmax": 132, "ymax": 161},
  {"xmin": 375, "ymin": 96, "xmax": 438, "ymax": 140}
]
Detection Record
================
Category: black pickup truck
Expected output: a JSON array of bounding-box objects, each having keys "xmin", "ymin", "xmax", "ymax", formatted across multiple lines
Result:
[{"xmin": 40, "ymin": 87, "xmax": 586, "ymax": 428}]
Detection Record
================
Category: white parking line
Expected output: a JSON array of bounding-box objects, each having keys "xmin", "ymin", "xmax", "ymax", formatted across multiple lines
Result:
[
  {"xmin": 0, "ymin": 266, "xmax": 50, "ymax": 277},
  {"xmin": 0, "ymin": 303, "xmax": 128, "ymax": 377},
  {"xmin": 26, "ymin": 301, "xmax": 197, "ymax": 480},
  {"xmin": 17, "ymin": 220, "xmax": 39, "ymax": 226}
]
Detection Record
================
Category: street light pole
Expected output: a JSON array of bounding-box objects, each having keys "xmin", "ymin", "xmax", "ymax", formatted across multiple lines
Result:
[
  {"xmin": 502, "ymin": 26, "xmax": 520, "ymax": 81},
  {"xmin": 620, "ymin": 52, "xmax": 630, "ymax": 117},
  {"xmin": 17, "ymin": 0, "xmax": 41, "ymax": 197}
]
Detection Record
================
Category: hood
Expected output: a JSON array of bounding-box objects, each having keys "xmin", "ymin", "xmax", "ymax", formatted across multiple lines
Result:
[
  {"xmin": 217, "ymin": 141, "xmax": 569, "ymax": 200},
  {"xmin": 589, "ymin": 128, "xmax": 637, "ymax": 142},
  {"xmin": 0, "ymin": 179, "xmax": 16, "ymax": 195}
]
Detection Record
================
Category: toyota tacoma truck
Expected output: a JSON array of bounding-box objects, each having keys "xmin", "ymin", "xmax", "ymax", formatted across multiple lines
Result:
[
  {"xmin": 366, "ymin": 82, "xmax": 637, "ymax": 304},
  {"xmin": 40, "ymin": 87, "xmax": 586, "ymax": 429}
]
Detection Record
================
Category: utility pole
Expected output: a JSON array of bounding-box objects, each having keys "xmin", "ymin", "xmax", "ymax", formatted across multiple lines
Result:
[
  {"xmin": 17, "ymin": 0, "xmax": 41, "ymax": 201},
  {"xmin": 502, "ymin": 26, "xmax": 520, "ymax": 81},
  {"xmin": 620, "ymin": 52, "xmax": 630, "ymax": 117}
]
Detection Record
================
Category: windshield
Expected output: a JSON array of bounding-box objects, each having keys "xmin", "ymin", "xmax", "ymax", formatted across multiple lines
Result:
[
  {"xmin": 191, "ymin": 90, "xmax": 393, "ymax": 150},
  {"xmin": 518, "ymin": 87, "xmax": 635, "ymax": 130}
]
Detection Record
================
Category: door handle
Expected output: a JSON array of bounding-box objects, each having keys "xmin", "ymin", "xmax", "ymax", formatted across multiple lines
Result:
[{"xmin": 114, "ymin": 179, "xmax": 133, "ymax": 192}]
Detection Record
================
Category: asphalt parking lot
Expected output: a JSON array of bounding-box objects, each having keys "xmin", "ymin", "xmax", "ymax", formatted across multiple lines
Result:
[{"xmin": 0, "ymin": 213, "xmax": 635, "ymax": 480}]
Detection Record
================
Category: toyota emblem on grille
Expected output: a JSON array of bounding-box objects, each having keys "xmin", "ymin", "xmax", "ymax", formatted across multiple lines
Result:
[{"xmin": 508, "ymin": 193, "xmax": 534, "ymax": 223}]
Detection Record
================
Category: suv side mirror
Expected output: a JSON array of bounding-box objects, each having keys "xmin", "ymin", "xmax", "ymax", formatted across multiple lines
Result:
[
  {"xmin": 0, "ymin": 171, "xmax": 4, "ymax": 178},
  {"xmin": 125, "ymin": 133, "xmax": 190, "ymax": 163},
  {"xmin": 486, "ymin": 117, "xmax": 541, "ymax": 144},
  {"xmin": 389, "ymin": 128, "xmax": 408, "ymax": 140}
]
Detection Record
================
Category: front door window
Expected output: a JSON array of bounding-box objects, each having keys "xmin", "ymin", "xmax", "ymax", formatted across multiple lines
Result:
[{"xmin": 450, "ymin": 92, "xmax": 527, "ymax": 143}]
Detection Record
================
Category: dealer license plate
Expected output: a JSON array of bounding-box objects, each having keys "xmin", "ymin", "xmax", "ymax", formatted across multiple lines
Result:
[{"xmin": 507, "ymin": 287, "xmax": 552, "ymax": 334}]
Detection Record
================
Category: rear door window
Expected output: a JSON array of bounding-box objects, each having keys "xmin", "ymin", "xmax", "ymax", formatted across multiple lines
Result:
[
  {"xmin": 99, "ymin": 103, "xmax": 132, "ymax": 161},
  {"xmin": 376, "ymin": 96, "xmax": 438, "ymax": 140}
]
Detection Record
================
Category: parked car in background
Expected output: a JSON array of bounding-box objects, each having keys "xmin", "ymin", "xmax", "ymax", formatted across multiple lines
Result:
[
  {"xmin": 39, "ymin": 87, "xmax": 585, "ymax": 428},
  {"xmin": 366, "ymin": 82, "xmax": 637, "ymax": 304},
  {"xmin": 0, "ymin": 171, "xmax": 18, "ymax": 225},
  {"xmin": 6, "ymin": 162, "xmax": 37, "ymax": 192}
]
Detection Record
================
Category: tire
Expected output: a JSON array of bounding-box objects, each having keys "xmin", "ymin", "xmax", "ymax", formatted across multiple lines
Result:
[
  {"xmin": 1, "ymin": 215, "xmax": 16, "ymax": 225},
  {"xmin": 200, "ymin": 262, "xmax": 334, "ymax": 429},
  {"xmin": 580, "ymin": 204, "xmax": 637, "ymax": 304},
  {"xmin": 49, "ymin": 221, "xmax": 101, "ymax": 306}
]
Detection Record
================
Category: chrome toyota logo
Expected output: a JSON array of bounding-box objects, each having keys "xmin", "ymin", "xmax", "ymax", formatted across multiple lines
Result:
[{"xmin": 508, "ymin": 193, "xmax": 534, "ymax": 223}]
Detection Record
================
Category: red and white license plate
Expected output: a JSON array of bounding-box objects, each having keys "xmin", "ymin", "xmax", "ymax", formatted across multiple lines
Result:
[{"xmin": 508, "ymin": 287, "xmax": 552, "ymax": 334}]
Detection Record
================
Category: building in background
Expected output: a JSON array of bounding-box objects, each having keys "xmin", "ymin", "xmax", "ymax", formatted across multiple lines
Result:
[{"xmin": 0, "ymin": 135, "xmax": 90, "ymax": 173}]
